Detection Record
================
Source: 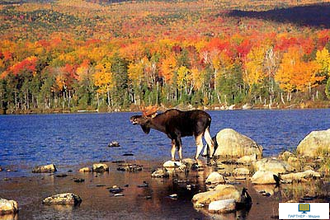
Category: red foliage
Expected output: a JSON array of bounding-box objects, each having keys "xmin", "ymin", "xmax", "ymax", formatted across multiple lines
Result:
[
  {"xmin": 9, "ymin": 57, "xmax": 38, "ymax": 76},
  {"xmin": 235, "ymin": 39, "xmax": 252, "ymax": 59}
]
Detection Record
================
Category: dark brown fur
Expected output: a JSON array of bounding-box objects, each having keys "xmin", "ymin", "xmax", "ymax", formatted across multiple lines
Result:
[{"xmin": 130, "ymin": 109, "xmax": 214, "ymax": 161}]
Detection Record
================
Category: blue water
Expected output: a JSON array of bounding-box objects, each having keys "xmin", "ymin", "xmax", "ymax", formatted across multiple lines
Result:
[{"xmin": 0, "ymin": 109, "xmax": 329, "ymax": 173}]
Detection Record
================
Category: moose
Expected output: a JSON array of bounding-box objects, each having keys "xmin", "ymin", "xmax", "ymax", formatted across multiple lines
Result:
[{"xmin": 130, "ymin": 106, "xmax": 214, "ymax": 161}]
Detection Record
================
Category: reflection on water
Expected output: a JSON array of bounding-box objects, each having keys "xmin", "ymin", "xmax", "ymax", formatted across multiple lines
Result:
[{"xmin": 0, "ymin": 159, "xmax": 329, "ymax": 220}]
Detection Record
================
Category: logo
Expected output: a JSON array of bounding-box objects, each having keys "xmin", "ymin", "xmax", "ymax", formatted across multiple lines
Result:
[
  {"xmin": 279, "ymin": 203, "xmax": 329, "ymax": 219},
  {"xmin": 298, "ymin": 203, "xmax": 310, "ymax": 214}
]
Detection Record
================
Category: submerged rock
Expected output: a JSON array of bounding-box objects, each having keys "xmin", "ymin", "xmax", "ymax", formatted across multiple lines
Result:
[
  {"xmin": 192, "ymin": 184, "xmax": 240, "ymax": 208},
  {"xmin": 296, "ymin": 129, "xmax": 330, "ymax": 157},
  {"xmin": 205, "ymin": 172, "xmax": 225, "ymax": 184},
  {"xmin": 213, "ymin": 128, "xmax": 263, "ymax": 158},
  {"xmin": 151, "ymin": 168, "xmax": 169, "ymax": 178},
  {"xmin": 117, "ymin": 163, "xmax": 143, "ymax": 172},
  {"xmin": 0, "ymin": 198, "xmax": 19, "ymax": 215},
  {"xmin": 237, "ymin": 155, "xmax": 257, "ymax": 165},
  {"xmin": 281, "ymin": 170, "xmax": 321, "ymax": 183},
  {"xmin": 32, "ymin": 164, "xmax": 57, "ymax": 173},
  {"xmin": 233, "ymin": 168, "xmax": 250, "ymax": 176},
  {"xmin": 42, "ymin": 193, "xmax": 82, "ymax": 206},
  {"xmin": 137, "ymin": 181, "xmax": 149, "ymax": 188},
  {"xmin": 92, "ymin": 163, "xmax": 109, "ymax": 173}
]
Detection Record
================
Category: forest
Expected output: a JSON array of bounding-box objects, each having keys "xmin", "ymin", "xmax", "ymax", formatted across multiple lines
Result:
[{"xmin": 1, "ymin": 0, "xmax": 330, "ymax": 114}]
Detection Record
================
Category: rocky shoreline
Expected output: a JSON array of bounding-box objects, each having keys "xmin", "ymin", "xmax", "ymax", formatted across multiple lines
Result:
[{"xmin": 0, "ymin": 128, "xmax": 329, "ymax": 219}]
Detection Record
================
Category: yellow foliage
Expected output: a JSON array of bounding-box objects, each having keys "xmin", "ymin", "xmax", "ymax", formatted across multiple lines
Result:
[
  {"xmin": 244, "ymin": 46, "xmax": 267, "ymax": 86},
  {"xmin": 177, "ymin": 66, "xmax": 189, "ymax": 91},
  {"xmin": 191, "ymin": 67, "xmax": 205, "ymax": 91},
  {"xmin": 128, "ymin": 62, "xmax": 144, "ymax": 86},
  {"xmin": 94, "ymin": 62, "xmax": 114, "ymax": 94},
  {"xmin": 315, "ymin": 47, "xmax": 330, "ymax": 77}
]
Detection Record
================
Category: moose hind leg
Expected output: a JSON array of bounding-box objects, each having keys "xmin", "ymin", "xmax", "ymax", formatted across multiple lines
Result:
[
  {"xmin": 194, "ymin": 133, "xmax": 204, "ymax": 160},
  {"xmin": 204, "ymin": 127, "xmax": 214, "ymax": 158}
]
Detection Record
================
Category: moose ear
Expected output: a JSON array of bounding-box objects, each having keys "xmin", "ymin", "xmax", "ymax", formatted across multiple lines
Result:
[{"xmin": 141, "ymin": 124, "xmax": 150, "ymax": 134}]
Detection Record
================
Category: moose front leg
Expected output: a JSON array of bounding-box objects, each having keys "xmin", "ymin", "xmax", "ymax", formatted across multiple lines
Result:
[
  {"xmin": 171, "ymin": 139, "xmax": 176, "ymax": 161},
  {"xmin": 175, "ymin": 137, "xmax": 183, "ymax": 162},
  {"xmin": 194, "ymin": 133, "xmax": 204, "ymax": 160}
]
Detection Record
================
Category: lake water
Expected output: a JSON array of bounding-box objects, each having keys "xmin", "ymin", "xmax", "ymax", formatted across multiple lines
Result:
[{"xmin": 0, "ymin": 109, "xmax": 330, "ymax": 173}]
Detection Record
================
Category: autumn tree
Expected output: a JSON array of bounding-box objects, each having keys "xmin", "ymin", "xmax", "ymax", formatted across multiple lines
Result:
[
  {"xmin": 94, "ymin": 59, "xmax": 114, "ymax": 109},
  {"xmin": 275, "ymin": 47, "xmax": 324, "ymax": 102}
]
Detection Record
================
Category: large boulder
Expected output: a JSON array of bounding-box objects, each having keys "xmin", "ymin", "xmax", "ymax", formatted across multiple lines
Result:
[
  {"xmin": 253, "ymin": 158, "xmax": 294, "ymax": 174},
  {"xmin": 296, "ymin": 129, "xmax": 330, "ymax": 157},
  {"xmin": 32, "ymin": 164, "xmax": 57, "ymax": 173},
  {"xmin": 42, "ymin": 193, "xmax": 82, "ymax": 206},
  {"xmin": 192, "ymin": 184, "xmax": 240, "ymax": 208},
  {"xmin": 213, "ymin": 129, "xmax": 263, "ymax": 158},
  {"xmin": 0, "ymin": 198, "xmax": 19, "ymax": 215}
]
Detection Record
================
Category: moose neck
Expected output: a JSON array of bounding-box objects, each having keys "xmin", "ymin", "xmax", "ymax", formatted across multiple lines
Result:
[{"xmin": 147, "ymin": 114, "xmax": 166, "ymax": 133}]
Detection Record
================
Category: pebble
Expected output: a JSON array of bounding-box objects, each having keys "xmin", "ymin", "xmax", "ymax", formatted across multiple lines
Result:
[
  {"xmin": 56, "ymin": 174, "xmax": 68, "ymax": 178},
  {"xmin": 114, "ymin": 193, "xmax": 124, "ymax": 197},
  {"xmin": 109, "ymin": 186, "xmax": 123, "ymax": 194},
  {"xmin": 108, "ymin": 141, "xmax": 120, "ymax": 147},
  {"xmin": 137, "ymin": 181, "xmax": 149, "ymax": 188},
  {"xmin": 73, "ymin": 178, "xmax": 85, "ymax": 183},
  {"xmin": 169, "ymin": 194, "xmax": 178, "ymax": 199}
]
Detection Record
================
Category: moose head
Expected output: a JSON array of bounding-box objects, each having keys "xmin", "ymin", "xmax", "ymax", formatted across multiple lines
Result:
[{"xmin": 130, "ymin": 106, "xmax": 158, "ymax": 134}]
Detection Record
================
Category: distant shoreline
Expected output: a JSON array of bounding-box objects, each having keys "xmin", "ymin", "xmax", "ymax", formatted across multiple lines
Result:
[{"xmin": 1, "ymin": 101, "xmax": 329, "ymax": 115}]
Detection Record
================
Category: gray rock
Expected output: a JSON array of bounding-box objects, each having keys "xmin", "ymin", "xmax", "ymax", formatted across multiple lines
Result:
[
  {"xmin": 42, "ymin": 193, "xmax": 82, "ymax": 206},
  {"xmin": 32, "ymin": 164, "xmax": 57, "ymax": 173},
  {"xmin": 213, "ymin": 129, "xmax": 263, "ymax": 158},
  {"xmin": 0, "ymin": 198, "xmax": 19, "ymax": 215},
  {"xmin": 296, "ymin": 129, "xmax": 330, "ymax": 157}
]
